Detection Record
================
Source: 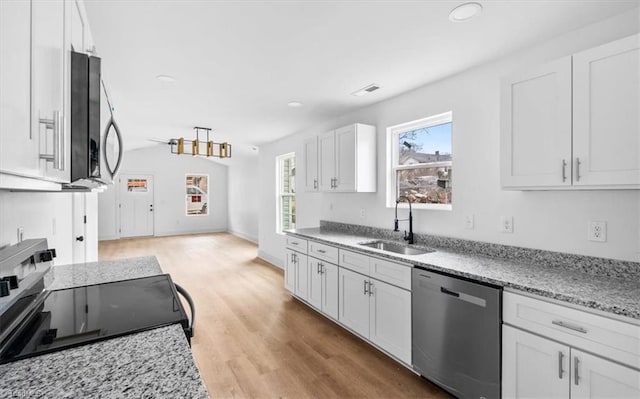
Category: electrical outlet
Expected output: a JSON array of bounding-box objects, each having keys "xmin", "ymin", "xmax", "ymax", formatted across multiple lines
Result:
[
  {"xmin": 588, "ymin": 221, "xmax": 607, "ymax": 242},
  {"xmin": 359, "ymin": 208, "xmax": 365, "ymax": 218},
  {"xmin": 501, "ymin": 216, "xmax": 514, "ymax": 233},
  {"xmin": 465, "ymin": 215, "xmax": 474, "ymax": 230},
  {"xmin": 17, "ymin": 227, "xmax": 24, "ymax": 243}
]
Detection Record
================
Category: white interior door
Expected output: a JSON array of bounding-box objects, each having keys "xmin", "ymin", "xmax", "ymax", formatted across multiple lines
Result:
[
  {"xmin": 72, "ymin": 193, "xmax": 86, "ymax": 263},
  {"xmin": 119, "ymin": 174, "xmax": 154, "ymax": 238}
]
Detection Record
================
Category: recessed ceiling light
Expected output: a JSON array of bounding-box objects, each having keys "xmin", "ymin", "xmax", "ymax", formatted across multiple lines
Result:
[
  {"xmin": 156, "ymin": 74, "xmax": 176, "ymax": 82},
  {"xmin": 351, "ymin": 83, "xmax": 381, "ymax": 97},
  {"xmin": 449, "ymin": 2, "xmax": 483, "ymax": 22},
  {"xmin": 287, "ymin": 101, "xmax": 303, "ymax": 108}
]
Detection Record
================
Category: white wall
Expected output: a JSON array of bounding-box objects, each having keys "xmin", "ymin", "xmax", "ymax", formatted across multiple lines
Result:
[
  {"xmin": 98, "ymin": 145, "xmax": 228, "ymax": 239},
  {"xmin": 0, "ymin": 192, "xmax": 75, "ymax": 265},
  {"xmin": 227, "ymin": 151, "xmax": 260, "ymax": 243},
  {"xmin": 258, "ymin": 9, "xmax": 640, "ymax": 267}
]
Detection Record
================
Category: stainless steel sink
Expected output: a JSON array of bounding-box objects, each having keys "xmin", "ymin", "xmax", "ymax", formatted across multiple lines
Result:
[{"xmin": 358, "ymin": 240, "xmax": 434, "ymax": 256}]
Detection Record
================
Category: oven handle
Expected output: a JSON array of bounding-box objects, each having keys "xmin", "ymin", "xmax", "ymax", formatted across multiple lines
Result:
[{"xmin": 174, "ymin": 283, "xmax": 195, "ymax": 339}]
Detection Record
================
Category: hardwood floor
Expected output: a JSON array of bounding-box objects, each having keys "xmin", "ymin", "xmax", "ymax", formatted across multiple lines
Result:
[{"xmin": 99, "ymin": 233, "xmax": 451, "ymax": 399}]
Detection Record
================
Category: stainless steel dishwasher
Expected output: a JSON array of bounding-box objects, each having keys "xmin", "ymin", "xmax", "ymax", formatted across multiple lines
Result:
[{"xmin": 412, "ymin": 267, "xmax": 502, "ymax": 399}]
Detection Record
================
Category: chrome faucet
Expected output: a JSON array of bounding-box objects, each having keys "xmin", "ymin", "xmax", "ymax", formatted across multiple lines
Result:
[{"xmin": 394, "ymin": 196, "xmax": 414, "ymax": 245}]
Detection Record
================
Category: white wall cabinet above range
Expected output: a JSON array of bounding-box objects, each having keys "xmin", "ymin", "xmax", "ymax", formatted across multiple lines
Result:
[
  {"xmin": 501, "ymin": 33, "xmax": 640, "ymax": 190},
  {"xmin": 306, "ymin": 123, "xmax": 376, "ymax": 193},
  {"xmin": 0, "ymin": 0, "xmax": 96, "ymax": 190}
]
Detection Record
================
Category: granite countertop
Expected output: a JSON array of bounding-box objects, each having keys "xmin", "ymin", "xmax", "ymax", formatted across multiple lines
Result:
[
  {"xmin": 287, "ymin": 226, "xmax": 640, "ymax": 322},
  {"xmin": 0, "ymin": 256, "xmax": 209, "ymax": 398}
]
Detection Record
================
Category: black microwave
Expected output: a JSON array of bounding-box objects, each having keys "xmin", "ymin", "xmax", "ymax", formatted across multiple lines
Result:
[{"xmin": 70, "ymin": 51, "xmax": 101, "ymax": 182}]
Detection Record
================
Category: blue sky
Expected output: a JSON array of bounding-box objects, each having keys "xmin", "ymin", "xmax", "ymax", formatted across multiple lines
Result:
[{"xmin": 399, "ymin": 122, "xmax": 452, "ymax": 155}]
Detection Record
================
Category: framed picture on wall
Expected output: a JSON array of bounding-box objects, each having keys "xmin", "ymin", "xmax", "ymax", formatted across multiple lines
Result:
[{"xmin": 186, "ymin": 174, "xmax": 209, "ymax": 216}]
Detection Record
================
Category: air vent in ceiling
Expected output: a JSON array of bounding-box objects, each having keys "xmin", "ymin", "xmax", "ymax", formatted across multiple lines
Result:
[{"xmin": 351, "ymin": 83, "xmax": 381, "ymax": 97}]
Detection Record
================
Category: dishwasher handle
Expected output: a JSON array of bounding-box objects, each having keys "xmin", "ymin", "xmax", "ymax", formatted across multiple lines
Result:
[{"xmin": 440, "ymin": 287, "xmax": 460, "ymax": 297}]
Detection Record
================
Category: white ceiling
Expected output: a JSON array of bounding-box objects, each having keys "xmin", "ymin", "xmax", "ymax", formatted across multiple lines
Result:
[{"xmin": 85, "ymin": 0, "xmax": 639, "ymax": 155}]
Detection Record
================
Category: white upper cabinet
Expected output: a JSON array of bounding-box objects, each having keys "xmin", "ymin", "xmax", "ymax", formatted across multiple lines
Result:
[
  {"xmin": 318, "ymin": 130, "xmax": 336, "ymax": 191},
  {"xmin": 501, "ymin": 57, "xmax": 573, "ymax": 188},
  {"xmin": 317, "ymin": 123, "xmax": 376, "ymax": 192},
  {"xmin": 32, "ymin": 0, "xmax": 70, "ymax": 183},
  {"xmin": 0, "ymin": 0, "xmax": 42, "ymax": 181},
  {"xmin": 303, "ymin": 136, "xmax": 319, "ymax": 192},
  {"xmin": 572, "ymin": 34, "xmax": 640, "ymax": 187},
  {"xmin": 501, "ymin": 33, "xmax": 640, "ymax": 190}
]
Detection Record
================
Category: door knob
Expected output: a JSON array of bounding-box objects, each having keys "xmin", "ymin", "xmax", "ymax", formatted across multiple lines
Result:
[{"xmin": 76, "ymin": 236, "xmax": 84, "ymax": 242}]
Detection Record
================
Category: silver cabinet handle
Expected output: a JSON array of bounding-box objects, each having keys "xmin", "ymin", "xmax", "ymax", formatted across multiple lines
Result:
[
  {"xmin": 39, "ymin": 110, "xmax": 64, "ymax": 170},
  {"xmin": 552, "ymin": 320, "xmax": 587, "ymax": 334},
  {"xmin": 313, "ymin": 178, "xmax": 318, "ymax": 189},
  {"xmin": 368, "ymin": 281, "xmax": 373, "ymax": 296},
  {"xmin": 290, "ymin": 253, "xmax": 294, "ymax": 262},
  {"xmin": 317, "ymin": 249, "xmax": 326, "ymax": 254},
  {"xmin": 562, "ymin": 159, "xmax": 567, "ymax": 182},
  {"xmin": 290, "ymin": 241, "xmax": 299, "ymax": 245},
  {"xmin": 558, "ymin": 351, "xmax": 564, "ymax": 379},
  {"xmin": 575, "ymin": 157, "xmax": 581, "ymax": 182},
  {"xmin": 321, "ymin": 264, "xmax": 325, "ymax": 274},
  {"xmin": 364, "ymin": 280, "xmax": 369, "ymax": 295},
  {"xmin": 574, "ymin": 356, "xmax": 580, "ymax": 386}
]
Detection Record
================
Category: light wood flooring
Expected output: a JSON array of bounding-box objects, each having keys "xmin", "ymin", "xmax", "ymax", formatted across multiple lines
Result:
[{"xmin": 99, "ymin": 233, "xmax": 450, "ymax": 399}]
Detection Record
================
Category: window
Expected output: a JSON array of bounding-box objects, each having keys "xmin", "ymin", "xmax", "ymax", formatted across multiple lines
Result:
[
  {"xmin": 387, "ymin": 111, "xmax": 453, "ymax": 210},
  {"xmin": 277, "ymin": 153, "xmax": 296, "ymax": 233},
  {"xmin": 186, "ymin": 174, "xmax": 209, "ymax": 215}
]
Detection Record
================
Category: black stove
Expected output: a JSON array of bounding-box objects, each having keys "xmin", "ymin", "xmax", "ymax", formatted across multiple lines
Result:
[
  {"xmin": 0, "ymin": 274, "xmax": 189, "ymax": 364},
  {"xmin": 0, "ymin": 239, "xmax": 195, "ymax": 365}
]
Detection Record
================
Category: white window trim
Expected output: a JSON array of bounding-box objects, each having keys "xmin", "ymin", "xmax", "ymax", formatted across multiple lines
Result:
[
  {"xmin": 386, "ymin": 111, "xmax": 453, "ymax": 210},
  {"xmin": 276, "ymin": 152, "xmax": 296, "ymax": 234}
]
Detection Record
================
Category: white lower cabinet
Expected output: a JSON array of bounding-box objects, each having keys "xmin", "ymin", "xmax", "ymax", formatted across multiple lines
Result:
[
  {"xmin": 338, "ymin": 267, "xmax": 412, "ymax": 364},
  {"xmin": 571, "ymin": 349, "xmax": 640, "ymax": 399},
  {"xmin": 503, "ymin": 325, "xmax": 570, "ymax": 399},
  {"xmin": 284, "ymin": 249, "xmax": 296, "ymax": 292},
  {"xmin": 503, "ymin": 292, "xmax": 640, "ymax": 399},
  {"xmin": 338, "ymin": 267, "xmax": 371, "ymax": 337},
  {"xmin": 284, "ymin": 248, "xmax": 308, "ymax": 299},
  {"xmin": 308, "ymin": 258, "xmax": 338, "ymax": 320},
  {"xmin": 368, "ymin": 277, "xmax": 411, "ymax": 363}
]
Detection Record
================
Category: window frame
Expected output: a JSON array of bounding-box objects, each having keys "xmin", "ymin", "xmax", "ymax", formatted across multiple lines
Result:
[
  {"xmin": 276, "ymin": 152, "xmax": 296, "ymax": 234},
  {"xmin": 386, "ymin": 111, "xmax": 453, "ymax": 210}
]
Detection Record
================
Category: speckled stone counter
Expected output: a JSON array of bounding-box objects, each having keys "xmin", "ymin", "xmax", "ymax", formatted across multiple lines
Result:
[
  {"xmin": 0, "ymin": 256, "xmax": 209, "ymax": 398},
  {"xmin": 287, "ymin": 224, "xmax": 640, "ymax": 322},
  {"xmin": 0, "ymin": 325, "xmax": 208, "ymax": 398},
  {"xmin": 47, "ymin": 256, "xmax": 164, "ymax": 290}
]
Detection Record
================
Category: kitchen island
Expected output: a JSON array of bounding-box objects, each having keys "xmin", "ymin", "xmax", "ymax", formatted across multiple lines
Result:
[{"xmin": 0, "ymin": 256, "xmax": 209, "ymax": 398}]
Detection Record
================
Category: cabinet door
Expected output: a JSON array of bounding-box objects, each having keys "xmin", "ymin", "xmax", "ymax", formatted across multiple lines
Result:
[
  {"xmin": 318, "ymin": 130, "xmax": 335, "ymax": 191},
  {"xmin": 571, "ymin": 349, "xmax": 640, "ymax": 399},
  {"xmin": 500, "ymin": 57, "xmax": 572, "ymax": 188},
  {"xmin": 308, "ymin": 258, "xmax": 322, "ymax": 310},
  {"xmin": 338, "ymin": 267, "xmax": 369, "ymax": 338},
  {"xmin": 303, "ymin": 136, "xmax": 319, "ymax": 192},
  {"xmin": 294, "ymin": 253, "xmax": 309, "ymax": 301},
  {"xmin": 321, "ymin": 262, "xmax": 338, "ymax": 320},
  {"xmin": 284, "ymin": 249, "xmax": 296, "ymax": 292},
  {"xmin": 369, "ymin": 278, "xmax": 411, "ymax": 364},
  {"xmin": 502, "ymin": 325, "xmax": 570, "ymax": 399},
  {"xmin": 0, "ymin": 0, "xmax": 42, "ymax": 178},
  {"xmin": 32, "ymin": 0, "xmax": 70, "ymax": 183},
  {"xmin": 573, "ymin": 34, "xmax": 640, "ymax": 187},
  {"xmin": 334, "ymin": 124, "xmax": 357, "ymax": 191}
]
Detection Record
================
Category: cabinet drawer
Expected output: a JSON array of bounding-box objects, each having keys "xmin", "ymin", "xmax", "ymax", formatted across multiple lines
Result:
[
  {"xmin": 503, "ymin": 291, "xmax": 640, "ymax": 370},
  {"xmin": 308, "ymin": 241, "xmax": 338, "ymax": 264},
  {"xmin": 339, "ymin": 249, "xmax": 370, "ymax": 275},
  {"xmin": 286, "ymin": 236, "xmax": 308, "ymax": 254},
  {"xmin": 369, "ymin": 257, "xmax": 411, "ymax": 290}
]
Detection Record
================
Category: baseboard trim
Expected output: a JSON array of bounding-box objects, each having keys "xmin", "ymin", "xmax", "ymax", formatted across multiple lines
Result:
[
  {"xmin": 154, "ymin": 228, "xmax": 227, "ymax": 237},
  {"xmin": 258, "ymin": 250, "xmax": 282, "ymax": 269},
  {"xmin": 229, "ymin": 230, "xmax": 258, "ymax": 244}
]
